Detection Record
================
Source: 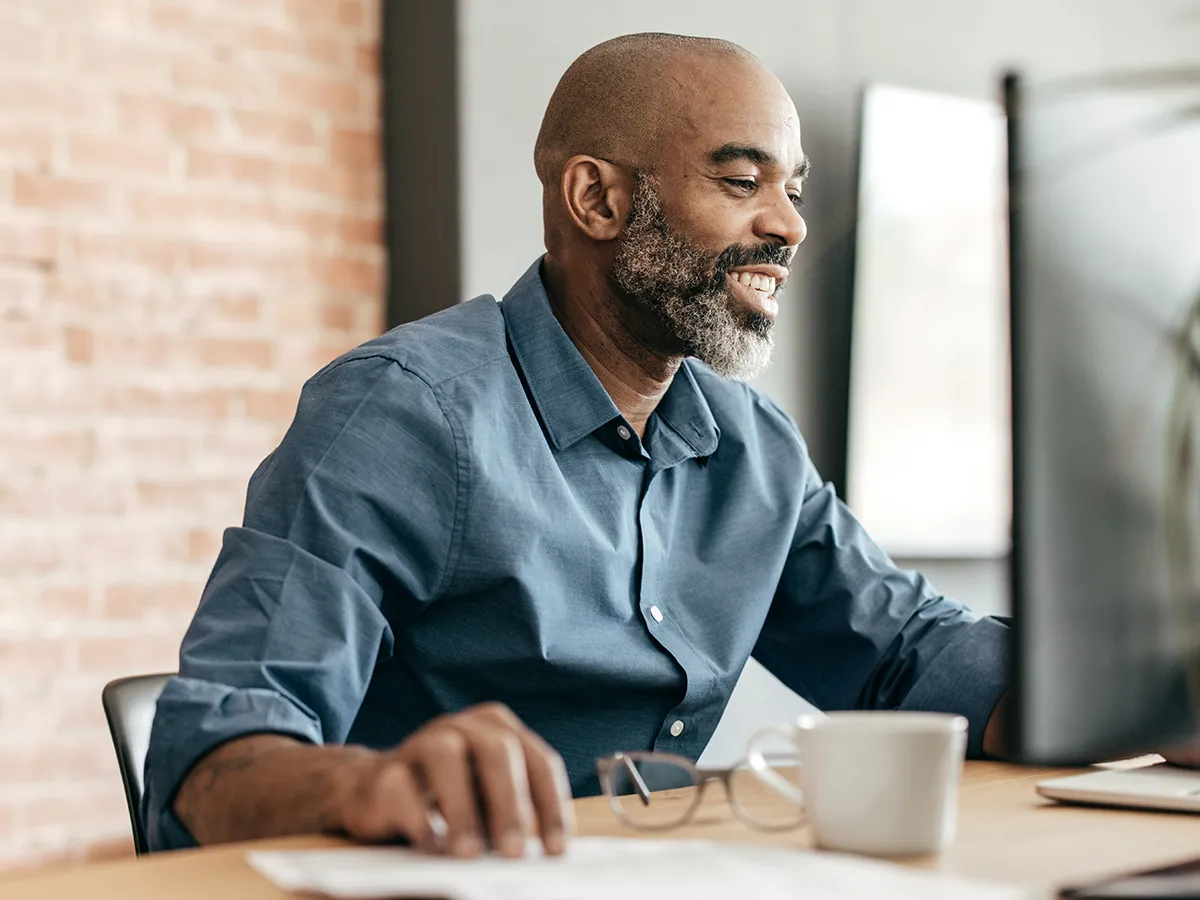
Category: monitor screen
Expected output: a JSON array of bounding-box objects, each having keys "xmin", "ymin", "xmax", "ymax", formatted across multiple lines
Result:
[{"xmin": 1007, "ymin": 71, "xmax": 1200, "ymax": 762}]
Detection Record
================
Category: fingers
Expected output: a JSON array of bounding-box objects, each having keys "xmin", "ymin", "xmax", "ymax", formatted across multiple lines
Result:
[
  {"xmin": 461, "ymin": 724, "xmax": 535, "ymax": 858},
  {"xmin": 379, "ymin": 702, "xmax": 572, "ymax": 858},
  {"xmin": 466, "ymin": 703, "xmax": 575, "ymax": 856},
  {"xmin": 409, "ymin": 729, "xmax": 486, "ymax": 857}
]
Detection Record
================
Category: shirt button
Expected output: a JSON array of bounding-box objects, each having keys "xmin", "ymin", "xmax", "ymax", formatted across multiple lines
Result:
[
  {"xmin": 616, "ymin": 424, "xmax": 632, "ymax": 441},
  {"xmin": 670, "ymin": 719, "xmax": 685, "ymax": 737},
  {"xmin": 649, "ymin": 605, "xmax": 663, "ymax": 622}
]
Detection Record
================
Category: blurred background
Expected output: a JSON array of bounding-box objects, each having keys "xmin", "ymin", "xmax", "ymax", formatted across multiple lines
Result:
[{"xmin": 0, "ymin": 0, "xmax": 1195, "ymax": 872}]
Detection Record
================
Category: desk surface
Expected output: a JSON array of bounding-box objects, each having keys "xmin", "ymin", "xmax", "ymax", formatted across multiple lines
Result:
[{"xmin": 6, "ymin": 761, "xmax": 1200, "ymax": 898}]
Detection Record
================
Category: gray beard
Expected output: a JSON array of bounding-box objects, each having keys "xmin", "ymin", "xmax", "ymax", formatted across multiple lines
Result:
[{"xmin": 610, "ymin": 175, "xmax": 774, "ymax": 381}]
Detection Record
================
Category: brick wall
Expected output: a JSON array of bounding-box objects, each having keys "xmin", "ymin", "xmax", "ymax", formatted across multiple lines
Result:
[{"xmin": 0, "ymin": 0, "xmax": 384, "ymax": 869}]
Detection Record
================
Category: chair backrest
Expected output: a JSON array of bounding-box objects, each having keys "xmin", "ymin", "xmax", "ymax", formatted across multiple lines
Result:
[{"xmin": 101, "ymin": 673, "xmax": 173, "ymax": 855}]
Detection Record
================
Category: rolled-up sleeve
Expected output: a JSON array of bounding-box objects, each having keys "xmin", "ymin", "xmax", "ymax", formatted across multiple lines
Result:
[
  {"xmin": 752, "ymin": 434, "xmax": 1010, "ymax": 758},
  {"xmin": 142, "ymin": 353, "xmax": 461, "ymax": 851}
]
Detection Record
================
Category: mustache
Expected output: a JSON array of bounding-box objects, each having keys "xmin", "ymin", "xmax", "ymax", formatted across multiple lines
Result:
[{"xmin": 710, "ymin": 243, "xmax": 793, "ymax": 282}]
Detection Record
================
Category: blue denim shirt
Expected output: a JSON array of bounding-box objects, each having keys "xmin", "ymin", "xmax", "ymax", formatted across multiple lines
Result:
[{"xmin": 143, "ymin": 258, "xmax": 1009, "ymax": 851}]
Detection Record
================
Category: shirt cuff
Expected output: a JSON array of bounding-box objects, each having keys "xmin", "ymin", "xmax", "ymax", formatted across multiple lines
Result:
[
  {"xmin": 142, "ymin": 676, "xmax": 325, "ymax": 852},
  {"xmin": 898, "ymin": 616, "xmax": 1010, "ymax": 758}
]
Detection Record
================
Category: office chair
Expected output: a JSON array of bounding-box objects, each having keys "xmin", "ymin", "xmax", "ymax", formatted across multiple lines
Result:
[{"xmin": 101, "ymin": 672, "xmax": 173, "ymax": 855}]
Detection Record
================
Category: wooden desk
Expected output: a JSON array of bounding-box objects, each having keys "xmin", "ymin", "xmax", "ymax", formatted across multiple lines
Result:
[{"xmin": 6, "ymin": 761, "xmax": 1200, "ymax": 898}]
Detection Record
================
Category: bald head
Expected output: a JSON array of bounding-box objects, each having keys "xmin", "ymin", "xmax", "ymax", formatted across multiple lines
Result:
[{"xmin": 534, "ymin": 33, "xmax": 759, "ymax": 189}]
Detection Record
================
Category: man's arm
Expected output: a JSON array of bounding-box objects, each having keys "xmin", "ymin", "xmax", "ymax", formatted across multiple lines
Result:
[
  {"xmin": 981, "ymin": 692, "xmax": 1010, "ymax": 758},
  {"xmin": 172, "ymin": 704, "xmax": 573, "ymax": 857},
  {"xmin": 751, "ymin": 422, "xmax": 1010, "ymax": 757},
  {"xmin": 144, "ymin": 354, "xmax": 554, "ymax": 852}
]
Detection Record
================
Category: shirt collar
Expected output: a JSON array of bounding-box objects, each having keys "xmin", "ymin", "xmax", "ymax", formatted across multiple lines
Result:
[{"xmin": 500, "ymin": 257, "xmax": 720, "ymax": 459}]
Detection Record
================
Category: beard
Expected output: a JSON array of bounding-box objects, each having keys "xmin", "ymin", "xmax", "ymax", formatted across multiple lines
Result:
[{"xmin": 610, "ymin": 173, "xmax": 791, "ymax": 381}]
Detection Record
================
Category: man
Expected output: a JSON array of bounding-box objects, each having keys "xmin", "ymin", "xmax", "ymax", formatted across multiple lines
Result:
[{"xmin": 143, "ymin": 33, "xmax": 1010, "ymax": 857}]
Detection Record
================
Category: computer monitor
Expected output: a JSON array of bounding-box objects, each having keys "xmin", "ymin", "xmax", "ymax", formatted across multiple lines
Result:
[{"xmin": 1006, "ymin": 71, "xmax": 1200, "ymax": 764}]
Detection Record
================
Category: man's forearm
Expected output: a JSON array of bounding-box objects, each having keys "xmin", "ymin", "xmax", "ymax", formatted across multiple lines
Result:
[
  {"xmin": 981, "ymin": 692, "xmax": 1010, "ymax": 759},
  {"xmin": 172, "ymin": 734, "xmax": 372, "ymax": 845}
]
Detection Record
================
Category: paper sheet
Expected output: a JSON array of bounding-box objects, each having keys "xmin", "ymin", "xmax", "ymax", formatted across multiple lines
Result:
[{"xmin": 247, "ymin": 837, "xmax": 1028, "ymax": 900}]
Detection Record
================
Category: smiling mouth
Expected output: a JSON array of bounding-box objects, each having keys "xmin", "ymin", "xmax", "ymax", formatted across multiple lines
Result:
[
  {"xmin": 725, "ymin": 271, "xmax": 780, "ymax": 318},
  {"xmin": 730, "ymin": 271, "xmax": 778, "ymax": 296}
]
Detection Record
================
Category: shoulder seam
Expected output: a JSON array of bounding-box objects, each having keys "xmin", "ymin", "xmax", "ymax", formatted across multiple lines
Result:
[
  {"xmin": 429, "ymin": 383, "xmax": 467, "ymax": 598},
  {"xmin": 318, "ymin": 348, "xmax": 509, "ymax": 392}
]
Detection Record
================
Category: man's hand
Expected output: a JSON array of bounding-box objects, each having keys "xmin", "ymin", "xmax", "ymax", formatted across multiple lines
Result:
[
  {"xmin": 339, "ymin": 703, "xmax": 575, "ymax": 857},
  {"xmin": 173, "ymin": 702, "xmax": 574, "ymax": 858}
]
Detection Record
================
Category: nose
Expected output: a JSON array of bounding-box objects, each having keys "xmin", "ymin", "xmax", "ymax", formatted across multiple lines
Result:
[{"xmin": 755, "ymin": 188, "xmax": 807, "ymax": 249}]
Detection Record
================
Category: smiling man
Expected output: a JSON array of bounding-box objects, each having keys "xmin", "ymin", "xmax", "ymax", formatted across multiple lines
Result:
[{"xmin": 142, "ymin": 33, "xmax": 1009, "ymax": 858}]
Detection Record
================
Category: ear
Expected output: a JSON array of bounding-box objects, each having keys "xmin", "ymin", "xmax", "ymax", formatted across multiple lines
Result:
[{"xmin": 559, "ymin": 155, "xmax": 632, "ymax": 242}]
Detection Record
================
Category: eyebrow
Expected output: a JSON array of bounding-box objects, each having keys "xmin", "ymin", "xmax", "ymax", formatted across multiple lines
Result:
[{"xmin": 708, "ymin": 143, "xmax": 811, "ymax": 181}]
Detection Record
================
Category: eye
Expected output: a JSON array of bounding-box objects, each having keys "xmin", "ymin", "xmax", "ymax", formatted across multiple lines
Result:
[
  {"xmin": 723, "ymin": 178, "xmax": 757, "ymax": 193},
  {"xmin": 789, "ymin": 193, "xmax": 804, "ymax": 209}
]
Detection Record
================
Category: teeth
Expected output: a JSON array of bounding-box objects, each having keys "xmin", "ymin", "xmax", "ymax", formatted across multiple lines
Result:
[{"xmin": 732, "ymin": 271, "xmax": 779, "ymax": 295}]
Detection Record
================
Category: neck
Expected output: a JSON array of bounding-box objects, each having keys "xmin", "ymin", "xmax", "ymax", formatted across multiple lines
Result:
[{"xmin": 541, "ymin": 253, "xmax": 681, "ymax": 438}]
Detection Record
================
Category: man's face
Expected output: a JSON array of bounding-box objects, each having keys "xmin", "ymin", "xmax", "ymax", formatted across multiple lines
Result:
[{"xmin": 609, "ymin": 58, "xmax": 808, "ymax": 380}]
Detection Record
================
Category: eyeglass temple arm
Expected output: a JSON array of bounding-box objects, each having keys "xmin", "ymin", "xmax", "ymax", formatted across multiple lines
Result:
[{"xmin": 617, "ymin": 753, "xmax": 653, "ymax": 806}]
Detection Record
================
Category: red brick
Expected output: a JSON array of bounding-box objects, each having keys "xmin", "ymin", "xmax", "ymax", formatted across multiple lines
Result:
[
  {"xmin": 61, "ymin": 33, "xmax": 173, "ymax": 89},
  {"xmin": 233, "ymin": 108, "xmax": 319, "ymax": 148},
  {"xmin": 320, "ymin": 300, "xmax": 356, "ymax": 331},
  {"xmin": 185, "ymin": 243, "xmax": 307, "ymax": 281},
  {"xmin": 102, "ymin": 385, "xmax": 231, "ymax": 419},
  {"xmin": 118, "ymin": 94, "xmax": 219, "ymax": 141},
  {"xmin": 286, "ymin": 159, "xmax": 379, "ymax": 201},
  {"xmin": 19, "ymin": 785, "xmax": 128, "ymax": 831},
  {"xmin": 62, "ymin": 326, "xmax": 94, "ymax": 364},
  {"xmin": 171, "ymin": 57, "xmax": 272, "ymax": 104},
  {"xmin": 310, "ymin": 340, "xmax": 358, "ymax": 369},
  {"xmin": 0, "ymin": 123, "xmax": 55, "ymax": 167},
  {"xmin": 311, "ymin": 253, "xmax": 383, "ymax": 294},
  {"xmin": 0, "ymin": 428, "xmax": 97, "ymax": 467},
  {"xmin": 67, "ymin": 134, "xmax": 174, "ymax": 177},
  {"xmin": 194, "ymin": 336, "xmax": 274, "ymax": 369},
  {"xmin": 76, "ymin": 636, "xmax": 180, "ymax": 677},
  {"xmin": 70, "ymin": 231, "xmax": 180, "ymax": 272},
  {"xmin": 13, "ymin": 174, "xmax": 111, "ymax": 214},
  {"xmin": 136, "ymin": 477, "xmax": 242, "ymax": 511},
  {"xmin": 0, "ymin": 742, "xmax": 118, "ymax": 785},
  {"xmin": 187, "ymin": 148, "xmax": 277, "ymax": 186},
  {"xmin": 183, "ymin": 527, "xmax": 223, "ymax": 565},
  {"xmin": 209, "ymin": 292, "xmax": 261, "ymax": 323},
  {"xmin": 305, "ymin": 36, "xmax": 346, "ymax": 68},
  {"xmin": 242, "ymin": 386, "xmax": 300, "ymax": 422},
  {"xmin": 331, "ymin": 127, "xmax": 379, "ymax": 166},
  {"xmin": 126, "ymin": 188, "xmax": 263, "ymax": 229},
  {"xmin": 39, "ymin": 585, "xmax": 96, "ymax": 619},
  {"xmin": 102, "ymin": 582, "xmax": 200, "ymax": 619},
  {"xmin": 356, "ymin": 41, "xmax": 378, "ymax": 75},
  {"xmin": 284, "ymin": 0, "xmax": 365, "ymax": 29},
  {"xmin": 275, "ymin": 71, "xmax": 363, "ymax": 118},
  {"xmin": 148, "ymin": 1, "xmax": 198, "ymax": 34},
  {"xmin": 0, "ymin": 222, "xmax": 58, "ymax": 267},
  {"xmin": 0, "ymin": 639, "xmax": 70, "ymax": 677}
]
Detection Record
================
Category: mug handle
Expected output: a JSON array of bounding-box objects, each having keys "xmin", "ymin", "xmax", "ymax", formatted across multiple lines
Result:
[{"xmin": 745, "ymin": 723, "xmax": 805, "ymax": 806}]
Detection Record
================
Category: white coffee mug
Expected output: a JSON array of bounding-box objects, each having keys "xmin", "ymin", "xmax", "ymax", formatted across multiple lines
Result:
[{"xmin": 746, "ymin": 711, "xmax": 967, "ymax": 857}]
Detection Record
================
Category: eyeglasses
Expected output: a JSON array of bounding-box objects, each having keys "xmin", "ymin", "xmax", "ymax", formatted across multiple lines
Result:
[{"xmin": 595, "ymin": 750, "xmax": 804, "ymax": 832}]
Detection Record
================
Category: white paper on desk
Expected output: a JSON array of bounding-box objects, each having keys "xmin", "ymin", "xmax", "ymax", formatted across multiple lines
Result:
[{"xmin": 247, "ymin": 837, "xmax": 1028, "ymax": 900}]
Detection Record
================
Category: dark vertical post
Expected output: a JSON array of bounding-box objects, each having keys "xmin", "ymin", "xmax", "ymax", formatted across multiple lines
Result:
[{"xmin": 381, "ymin": 0, "xmax": 461, "ymax": 328}]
